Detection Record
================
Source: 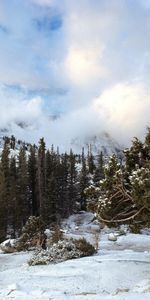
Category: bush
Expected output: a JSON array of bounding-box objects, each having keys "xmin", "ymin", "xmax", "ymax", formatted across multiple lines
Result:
[
  {"xmin": 74, "ymin": 238, "xmax": 96, "ymax": 257},
  {"xmin": 16, "ymin": 216, "xmax": 46, "ymax": 251},
  {"xmin": 51, "ymin": 225, "xmax": 63, "ymax": 244},
  {"xmin": 28, "ymin": 238, "xmax": 96, "ymax": 266},
  {"xmin": 129, "ymin": 223, "xmax": 141, "ymax": 234}
]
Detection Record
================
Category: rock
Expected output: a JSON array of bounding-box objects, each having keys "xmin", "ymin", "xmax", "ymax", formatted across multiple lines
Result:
[
  {"xmin": 0, "ymin": 239, "xmax": 17, "ymax": 253},
  {"xmin": 108, "ymin": 233, "xmax": 117, "ymax": 241}
]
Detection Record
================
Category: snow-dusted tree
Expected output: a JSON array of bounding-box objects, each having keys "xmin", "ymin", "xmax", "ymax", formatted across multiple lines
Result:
[
  {"xmin": 129, "ymin": 167, "xmax": 150, "ymax": 226},
  {"xmin": 0, "ymin": 163, "xmax": 7, "ymax": 242},
  {"xmin": 124, "ymin": 137, "xmax": 144, "ymax": 175},
  {"xmin": 144, "ymin": 127, "xmax": 150, "ymax": 165},
  {"xmin": 85, "ymin": 130, "xmax": 150, "ymax": 227}
]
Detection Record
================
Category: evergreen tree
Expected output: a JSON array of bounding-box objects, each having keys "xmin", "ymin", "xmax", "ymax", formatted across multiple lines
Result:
[
  {"xmin": 17, "ymin": 146, "xmax": 29, "ymax": 228},
  {"xmin": 144, "ymin": 127, "xmax": 150, "ymax": 164},
  {"xmin": 87, "ymin": 145, "xmax": 95, "ymax": 174},
  {"xmin": 28, "ymin": 145, "xmax": 38, "ymax": 216},
  {"xmin": 101, "ymin": 154, "xmax": 121, "ymax": 195},
  {"xmin": 79, "ymin": 148, "xmax": 89, "ymax": 210},
  {"xmin": 124, "ymin": 137, "xmax": 144, "ymax": 174},
  {"xmin": 68, "ymin": 149, "xmax": 78, "ymax": 214},
  {"xmin": 1, "ymin": 140, "xmax": 10, "ymax": 232},
  {"xmin": 10, "ymin": 135, "xmax": 16, "ymax": 150},
  {"xmin": 37, "ymin": 138, "xmax": 46, "ymax": 218},
  {"xmin": 54, "ymin": 152, "xmax": 64, "ymax": 223},
  {"xmin": 44, "ymin": 149, "xmax": 57, "ymax": 224},
  {"xmin": 9, "ymin": 157, "xmax": 18, "ymax": 236},
  {"xmin": 43, "ymin": 147, "xmax": 60, "ymax": 224},
  {"xmin": 60, "ymin": 153, "xmax": 69, "ymax": 216},
  {"xmin": 0, "ymin": 163, "xmax": 7, "ymax": 242}
]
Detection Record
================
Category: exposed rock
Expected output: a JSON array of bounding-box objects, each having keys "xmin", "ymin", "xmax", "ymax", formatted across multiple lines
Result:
[
  {"xmin": 108, "ymin": 233, "xmax": 117, "ymax": 241},
  {"xmin": 0, "ymin": 239, "xmax": 17, "ymax": 253}
]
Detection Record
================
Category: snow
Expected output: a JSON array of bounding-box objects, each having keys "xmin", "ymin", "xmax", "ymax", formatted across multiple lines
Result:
[
  {"xmin": 1, "ymin": 239, "xmax": 16, "ymax": 247},
  {"xmin": 0, "ymin": 212, "xmax": 150, "ymax": 300}
]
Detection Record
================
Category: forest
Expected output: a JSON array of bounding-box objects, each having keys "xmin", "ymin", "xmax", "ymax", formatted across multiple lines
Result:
[
  {"xmin": 0, "ymin": 128, "xmax": 150, "ymax": 242},
  {"xmin": 0, "ymin": 135, "xmax": 105, "ymax": 242}
]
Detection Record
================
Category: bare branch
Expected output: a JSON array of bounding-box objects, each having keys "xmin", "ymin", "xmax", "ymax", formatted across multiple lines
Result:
[{"xmin": 97, "ymin": 206, "xmax": 145, "ymax": 224}]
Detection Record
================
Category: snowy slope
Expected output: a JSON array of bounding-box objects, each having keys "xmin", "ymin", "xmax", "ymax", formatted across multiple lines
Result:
[
  {"xmin": 0, "ymin": 135, "xmax": 31, "ymax": 158},
  {"xmin": 0, "ymin": 212, "xmax": 150, "ymax": 300}
]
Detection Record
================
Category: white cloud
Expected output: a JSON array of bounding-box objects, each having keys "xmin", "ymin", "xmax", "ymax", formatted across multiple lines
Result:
[
  {"xmin": 0, "ymin": 0, "xmax": 150, "ymax": 148},
  {"xmin": 92, "ymin": 82, "xmax": 150, "ymax": 143},
  {"xmin": 49, "ymin": 81, "xmax": 150, "ymax": 147},
  {"xmin": 65, "ymin": 46, "xmax": 107, "ymax": 86},
  {"xmin": 0, "ymin": 81, "xmax": 149, "ymax": 149},
  {"xmin": 0, "ymin": 86, "xmax": 43, "ymax": 128},
  {"xmin": 62, "ymin": 1, "xmax": 119, "ymax": 88},
  {"xmin": 30, "ymin": 0, "xmax": 55, "ymax": 6}
]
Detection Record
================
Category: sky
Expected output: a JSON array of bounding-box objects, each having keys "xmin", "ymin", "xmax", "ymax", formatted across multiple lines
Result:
[{"xmin": 0, "ymin": 0, "xmax": 150, "ymax": 148}]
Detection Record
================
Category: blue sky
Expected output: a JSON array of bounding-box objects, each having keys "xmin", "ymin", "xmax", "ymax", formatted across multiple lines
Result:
[{"xmin": 0, "ymin": 0, "xmax": 150, "ymax": 146}]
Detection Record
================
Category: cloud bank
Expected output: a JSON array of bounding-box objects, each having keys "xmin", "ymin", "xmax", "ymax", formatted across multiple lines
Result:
[{"xmin": 0, "ymin": 0, "xmax": 150, "ymax": 148}]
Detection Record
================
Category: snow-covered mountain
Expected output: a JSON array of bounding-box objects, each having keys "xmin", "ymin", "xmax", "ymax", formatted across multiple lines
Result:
[
  {"xmin": 71, "ymin": 132, "xmax": 123, "ymax": 157},
  {"xmin": 0, "ymin": 119, "xmax": 123, "ymax": 157}
]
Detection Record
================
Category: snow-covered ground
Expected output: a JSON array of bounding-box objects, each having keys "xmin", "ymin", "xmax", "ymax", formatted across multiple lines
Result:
[{"xmin": 0, "ymin": 212, "xmax": 150, "ymax": 300}]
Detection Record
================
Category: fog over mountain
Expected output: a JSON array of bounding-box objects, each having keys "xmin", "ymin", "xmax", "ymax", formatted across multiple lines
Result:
[
  {"xmin": 0, "ymin": 82, "xmax": 149, "ymax": 152},
  {"xmin": 0, "ymin": 1, "xmax": 150, "ymax": 149}
]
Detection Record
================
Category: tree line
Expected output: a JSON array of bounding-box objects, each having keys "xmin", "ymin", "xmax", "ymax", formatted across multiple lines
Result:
[{"xmin": 0, "ymin": 136, "xmax": 105, "ymax": 242}]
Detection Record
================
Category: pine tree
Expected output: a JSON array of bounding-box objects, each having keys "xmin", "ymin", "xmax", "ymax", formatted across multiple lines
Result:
[
  {"xmin": 43, "ymin": 149, "xmax": 57, "ymax": 224},
  {"xmin": 144, "ymin": 127, "xmax": 150, "ymax": 164},
  {"xmin": 9, "ymin": 157, "xmax": 18, "ymax": 236},
  {"xmin": 124, "ymin": 137, "xmax": 144, "ymax": 174},
  {"xmin": 87, "ymin": 145, "xmax": 95, "ymax": 174},
  {"xmin": 101, "ymin": 154, "xmax": 121, "ymax": 194},
  {"xmin": 0, "ymin": 162, "xmax": 7, "ymax": 242},
  {"xmin": 68, "ymin": 149, "xmax": 78, "ymax": 214},
  {"xmin": 60, "ymin": 153, "xmax": 69, "ymax": 217},
  {"xmin": 37, "ymin": 138, "xmax": 46, "ymax": 218},
  {"xmin": 54, "ymin": 151, "xmax": 64, "ymax": 223},
  {"xmin": 17, "ymin": 146, "xmax": 29, "ymax": 228},
  {"xmin": 28, "ymin": 145, "xmax": 38, "ymax": 216},
  {"xmin": 10, "ymin": 135, "xmax": 16, "ymax": 150},
  {"xmin": 1, "ymin": 140, "xmax": 10, "ymax": 232},
  {"xmin": 79, "ymin": 148, "xmax": 89, "ymax": 210}
]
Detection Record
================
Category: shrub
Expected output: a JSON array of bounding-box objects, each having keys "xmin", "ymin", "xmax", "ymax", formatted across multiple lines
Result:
[
  {"xmin": 51, "ymin": 225, "xmax": 63, "ymax": 244},
  {"xmin": 129, "ymin": 223, "xmax": 141, "ymax": 234},
  {"xmin": 16, "ymin": 216, "xmax": 46, "ymax": 251},
  {"xmin": 28, "ymin": 238, "xmax": 96, "ymax": 266},
  {"xmin": 74, "ymin": 238, "xmax": 96, "ymax": 257}
]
